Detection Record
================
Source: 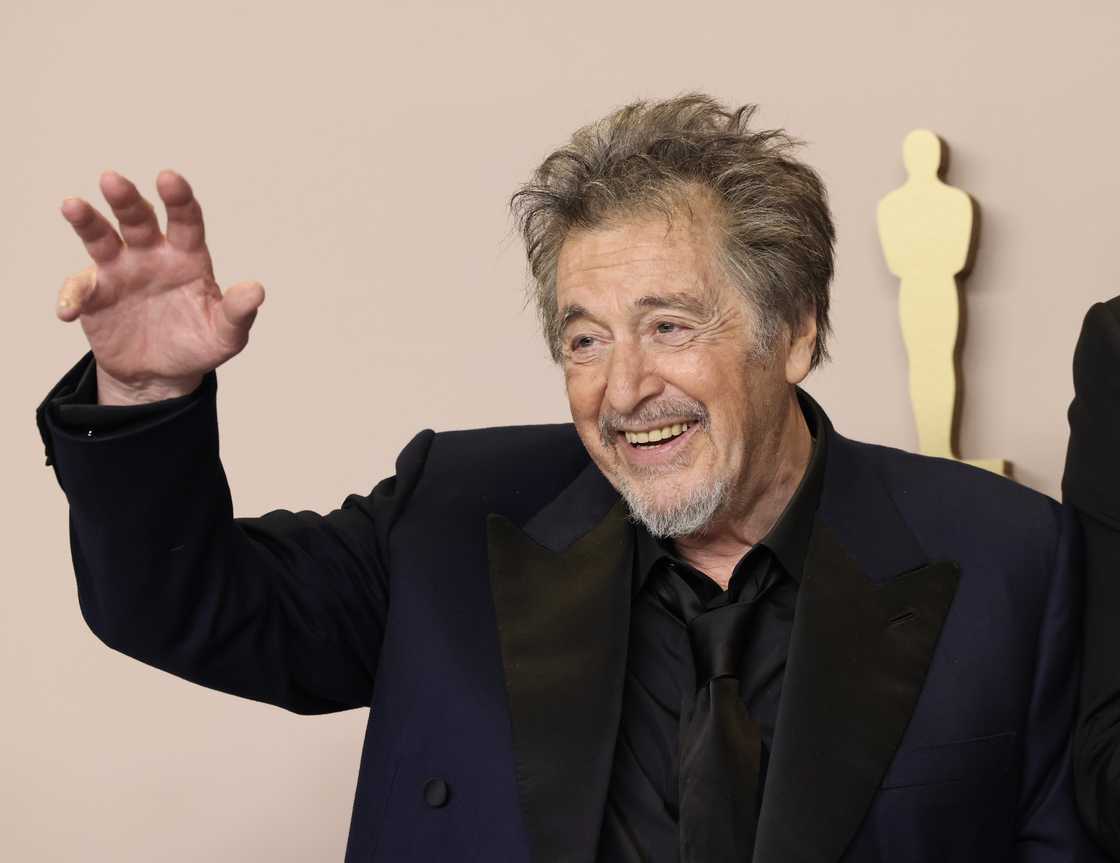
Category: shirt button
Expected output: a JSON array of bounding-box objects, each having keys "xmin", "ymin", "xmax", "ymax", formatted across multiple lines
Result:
[{"xmin": 423, "ymin": 777, "xmax": 450, "ymax": 808}]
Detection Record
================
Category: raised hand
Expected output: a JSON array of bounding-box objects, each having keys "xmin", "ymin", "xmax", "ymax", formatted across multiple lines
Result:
[{"xmin": 57, "ymin": 170, "xmax": 265, "ymax": 404}]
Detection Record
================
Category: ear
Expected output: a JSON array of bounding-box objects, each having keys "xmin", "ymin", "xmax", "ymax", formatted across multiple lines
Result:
[{"xmin": 785, "ymin": 311, "xmax": 817, "ymax": 385}]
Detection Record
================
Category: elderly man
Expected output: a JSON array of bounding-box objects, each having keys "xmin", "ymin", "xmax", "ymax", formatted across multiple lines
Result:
[{"xmin": 37, "ymin": 95, "xmax": 1099, "ymax": 862}]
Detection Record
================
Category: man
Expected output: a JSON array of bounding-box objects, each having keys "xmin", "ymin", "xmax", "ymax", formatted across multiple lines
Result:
[
  {"xmin": 37, "ymin": 95, "xmax": 1099, "ymax": 861},
  {"xmin": 1066, "ymin": 296, "xmax": 1120, "ymax": 859}
]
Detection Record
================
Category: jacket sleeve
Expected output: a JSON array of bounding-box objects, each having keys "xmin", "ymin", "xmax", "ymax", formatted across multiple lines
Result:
[
  {"xmin": 35, "ymin": 351, "xmax": 434, "ymax": 715},
  {"xmin": 40, "ymin": 349, "xmax": 205, "ymax": 440},
  {"xmin": 1065, "ymin": 298, "xmax": 1120, "ymax": 858}
]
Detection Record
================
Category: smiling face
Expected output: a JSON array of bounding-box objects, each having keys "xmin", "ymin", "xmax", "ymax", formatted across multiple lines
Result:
[{"xmin": 556, "ymin": 199, "xmax": 814, "ymax": 538}]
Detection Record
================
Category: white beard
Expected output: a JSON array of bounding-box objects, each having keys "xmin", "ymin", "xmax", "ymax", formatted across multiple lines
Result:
[{"xmin": 615, "ymin": 472, "xmax": 732, "ymax": 538}]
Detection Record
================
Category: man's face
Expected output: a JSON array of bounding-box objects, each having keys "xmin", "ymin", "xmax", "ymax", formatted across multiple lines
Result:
[{"xmin": 555, "ymin": 204, "xmax": 810, "ymax": 536}]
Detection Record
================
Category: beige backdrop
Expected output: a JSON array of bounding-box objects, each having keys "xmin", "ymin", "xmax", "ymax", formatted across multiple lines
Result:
[{"xmin": 4, "ymin": 0, "xmax": 1119, "ymax": 860}]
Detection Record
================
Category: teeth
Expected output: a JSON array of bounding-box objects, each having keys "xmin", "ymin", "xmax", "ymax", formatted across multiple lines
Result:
[{"xmin": 624, "ymin": 423, "xmax": 692, "ymax": 445}]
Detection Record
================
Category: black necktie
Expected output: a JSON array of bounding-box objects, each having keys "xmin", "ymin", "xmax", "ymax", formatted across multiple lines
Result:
[{"xmin": 655, "ymin": 556, "xmax": 779, "ymax": 863}]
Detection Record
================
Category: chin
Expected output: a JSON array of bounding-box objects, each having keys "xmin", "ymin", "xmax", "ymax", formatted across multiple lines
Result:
[{"xmin": 614, "ymin": 472, "xmax": 731, "ymax": 539}]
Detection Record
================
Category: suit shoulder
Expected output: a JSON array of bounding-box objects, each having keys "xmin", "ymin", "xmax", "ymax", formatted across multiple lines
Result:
[
  {"xmin": 848, "ymin": 437, "xmax": 1062, "ymax": 551},
  {"xmin": 427, "ymin": 422, "xmax": 585, "ymax": 467},
  {"xmin": 408, "ymin": 423, "xmax": 591, "ymax": 522}
]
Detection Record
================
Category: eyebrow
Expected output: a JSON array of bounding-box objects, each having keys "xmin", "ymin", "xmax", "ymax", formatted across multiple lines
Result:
[{"xmin": 557, "ymin": 291, "xmax": 716, "ymax": 334}]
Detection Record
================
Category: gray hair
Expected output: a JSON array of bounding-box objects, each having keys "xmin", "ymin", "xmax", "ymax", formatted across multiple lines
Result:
[{"xmin": 510, "ymin": 93, "xmax": 836, "ymax": 367}]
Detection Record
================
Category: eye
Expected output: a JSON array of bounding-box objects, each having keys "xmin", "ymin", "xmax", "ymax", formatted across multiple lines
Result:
[
  {"xmin": 566, "ymin": 334, "xmax": 601, "ymax": 359},
  {"xmin": 654, "ymin": 320, "xmax": 691, "ymax": 341}
]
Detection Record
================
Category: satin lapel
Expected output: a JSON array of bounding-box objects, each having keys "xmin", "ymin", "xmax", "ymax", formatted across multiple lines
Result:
[
  {"xmin": 487, "ymin": 463, "xmax": 631, "ymax": 863},
  {"xmin": 754, "ymin": 431, "xmax": 960, "ymax": 863}
]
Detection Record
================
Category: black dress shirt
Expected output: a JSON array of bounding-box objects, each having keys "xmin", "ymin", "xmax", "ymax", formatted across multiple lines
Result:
[{"xmin": 599, "ymin": 396, "xmax": 826, "ymax": 862}]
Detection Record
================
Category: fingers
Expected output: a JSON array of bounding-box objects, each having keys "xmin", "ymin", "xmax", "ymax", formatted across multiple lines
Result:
[
  {"xmin": 217, "ymin": 281, "xmax": 266, "ymax": 337},
  {"xmin": 60, "ymin": 197, "xmax": 124, "ymax": 264},
  {"xmin": 157, "ymin": 170, "xmax": 206, "ymax": 252},
  {"xmin": 99, "ymin": 171, "xmax": 163, "ymax": 248},
  {"xmin": 56, "ymin": 266, "xmax": 97, "ymax": 321}
]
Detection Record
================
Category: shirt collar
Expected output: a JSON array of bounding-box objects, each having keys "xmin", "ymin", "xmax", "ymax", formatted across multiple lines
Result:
[{"xmin": 631, "ymin": 387, "xmax": 828, "ymax": 597}]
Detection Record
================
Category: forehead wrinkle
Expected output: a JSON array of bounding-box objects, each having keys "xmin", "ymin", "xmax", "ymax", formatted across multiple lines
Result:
[
  {"xmin": 556, "ymin": 211, "xmax": 729, "ymax": 334},
  {"xmin": 556, "ymin": 249, "xmax": 687, "ymax": 285},
  {"xmin": 558, "ymin": 287, "xmax": 722, "ymax": 337},
  {"xmin": 633, "ymin": 291, "xmax": 716, "ymax": 318},
  {"xmin": 558, "ymin": 270, "xmax": 724, "ymax": 336},
  {"xmin": 557, "ymin": 219, "xmax": 708, "ymax": 278}
]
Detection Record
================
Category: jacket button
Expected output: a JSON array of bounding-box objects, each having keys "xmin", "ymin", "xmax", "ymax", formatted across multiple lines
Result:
[{"xmin": 424, "ymin": 778, "xmax": 450, "ymax": 808}]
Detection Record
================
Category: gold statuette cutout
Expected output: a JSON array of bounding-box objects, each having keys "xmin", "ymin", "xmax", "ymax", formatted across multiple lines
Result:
[{"xmin": 877, "ymin": 129, "xmax": 1009, "ymax": 477}]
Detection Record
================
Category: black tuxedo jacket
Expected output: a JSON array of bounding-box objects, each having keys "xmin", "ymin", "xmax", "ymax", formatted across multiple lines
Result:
[
  {"xmin": 1065, "ymin": 296, "xmax": 1120, "ymax": 859},
  {"xmin": 38, "ymin": 352, "xmax": 1101, "ymax": 862}
]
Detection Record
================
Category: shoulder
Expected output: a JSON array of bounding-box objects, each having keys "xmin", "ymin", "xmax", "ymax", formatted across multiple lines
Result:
[
  {"xmin": 1075, "ymin": 297, "xmax": 1120, "ymax": 381},
  {"xmin": 424, "ymin": 422, "xmax": 587, "ymax": 482},
  {"xmin": 843, "ymin": 435, "xmax": 1065, "ymax": 565},
  {"xmin": 398, "ymin": 422, "xmax": 591, "ymax": 524},
  {"xmin": 866, "ymin": 437, "xmax": 1055, "ymax": 512},
  {"xmin": 1066, "ymin": 296, "xmax": 1120, "ymax": 523}
]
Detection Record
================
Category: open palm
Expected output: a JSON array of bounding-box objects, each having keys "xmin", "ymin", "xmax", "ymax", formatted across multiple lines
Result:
[{"xmin": 57, "ymin": 170, "xmax": 264, "ymax": 399}]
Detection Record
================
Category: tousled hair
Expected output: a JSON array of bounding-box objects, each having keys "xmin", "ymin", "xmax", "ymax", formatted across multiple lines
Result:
[{"xmin": 510, "ymin": 93, "xmax": 836, "ymax": 367}]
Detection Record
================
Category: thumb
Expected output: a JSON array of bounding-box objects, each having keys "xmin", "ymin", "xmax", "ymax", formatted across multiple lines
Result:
[
  {"xmin": 56, "ymin": 265, "xmax": 98, "ymax": 321},
  {"xmin": 218, "ymin": 280, "xmax": 266, "ymax": 335}
]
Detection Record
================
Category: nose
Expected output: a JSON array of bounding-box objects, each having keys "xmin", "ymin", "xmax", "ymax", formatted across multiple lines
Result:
[{"xmin": 605, "ymin": 338, "xmax": 663, "ymax": 417}]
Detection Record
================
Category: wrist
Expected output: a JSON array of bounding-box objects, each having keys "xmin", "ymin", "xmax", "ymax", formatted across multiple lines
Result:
[{"xmin": 95, "ymin": 366, "xmax": 204, "ymax": 406}]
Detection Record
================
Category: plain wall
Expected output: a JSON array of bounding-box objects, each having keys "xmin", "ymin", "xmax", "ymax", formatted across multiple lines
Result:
[{"xmin": 4, "ymin": 1, "xmax": 1118, "ymax": 859}]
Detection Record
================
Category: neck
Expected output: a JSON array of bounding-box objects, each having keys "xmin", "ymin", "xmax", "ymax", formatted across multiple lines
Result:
[{"xmin": 672, "ymin": 391, "xmax": 812, "ymax": 588}]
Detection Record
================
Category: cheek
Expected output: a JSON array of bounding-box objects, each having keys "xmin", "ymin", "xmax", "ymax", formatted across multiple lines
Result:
[
  {"xmin": 564, "ymin": 370, "xmax": 604, "ymax": 425},
  {"xmin": 702, "ymin": 380, "xmax": 754, "ymax": 448}
]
